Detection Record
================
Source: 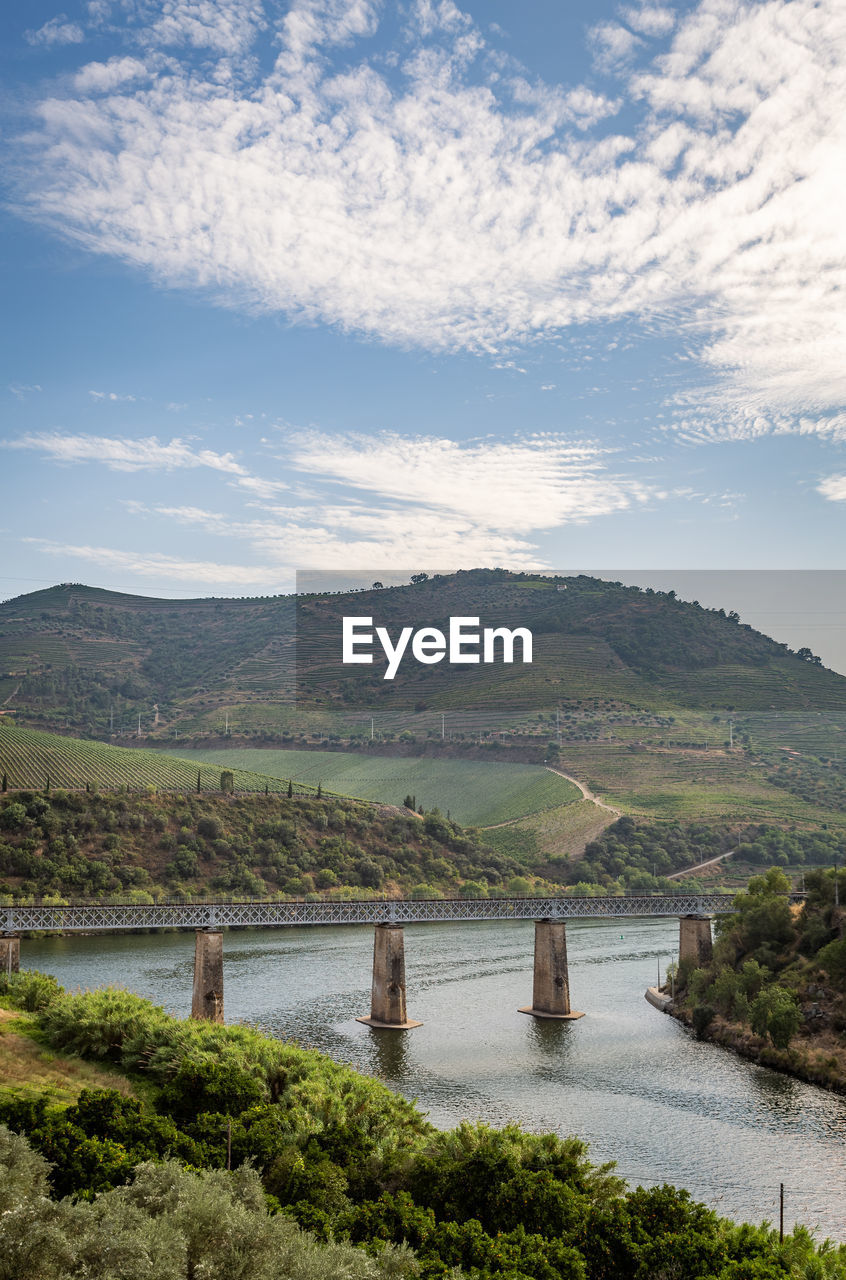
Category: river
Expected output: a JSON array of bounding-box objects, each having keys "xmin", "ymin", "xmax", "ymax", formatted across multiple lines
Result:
[{"xmin": 24, "ymin": 915, "xmax": 846, "ymax": 1240}]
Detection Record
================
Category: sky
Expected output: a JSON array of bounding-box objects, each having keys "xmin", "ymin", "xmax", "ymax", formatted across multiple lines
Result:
[{"xmin": 2, "ymin": 0, "xmax": 846, "ymax": 607}]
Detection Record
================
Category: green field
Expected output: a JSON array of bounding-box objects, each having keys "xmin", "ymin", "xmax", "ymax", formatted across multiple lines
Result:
[
  {"xmin": 169, "ymin": 747, "xmax": 581, "ymax": 826},
  {"xmin": 0, "ymin": 723, "xmax": 320, "ymax": 797}
]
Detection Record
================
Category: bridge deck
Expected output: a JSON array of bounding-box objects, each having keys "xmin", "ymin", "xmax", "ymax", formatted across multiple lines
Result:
[{"xmin": 2, "ymin": 892, "xmax": 790, "ymax": 933}]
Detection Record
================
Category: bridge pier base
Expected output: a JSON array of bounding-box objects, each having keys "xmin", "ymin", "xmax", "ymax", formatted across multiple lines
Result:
[
  {"xmin": 1, "ymin": 935, "xmax": 20, "ymax": 979},
  {"xmin": 679, "ymin": 915, "xmax": 713, "ymax": 968},
  {"xmin": 191, "ymin": 929, "xmax": 224, "ymax": 1022},
  {"xmin": 357, "ymin": 924, "xmax": 422, "ymax": 1029},
  {"xmin": 519, "ymin": 919, "xmax": 584, "ymax": 1020}
]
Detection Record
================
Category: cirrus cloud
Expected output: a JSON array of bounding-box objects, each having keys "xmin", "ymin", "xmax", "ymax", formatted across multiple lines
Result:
[
  {"xmin": 9, "ymin": 0, "xmax": 846, "ymax": 436},
  {"xmin": 5, "ymin": 430, "xmax": 250, "ymax": 475}
]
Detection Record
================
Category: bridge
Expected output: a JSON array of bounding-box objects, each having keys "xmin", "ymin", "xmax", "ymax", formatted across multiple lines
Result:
[{"xmin": 1, "ymin": 893, "xmax": 789, "ymax": 1029}]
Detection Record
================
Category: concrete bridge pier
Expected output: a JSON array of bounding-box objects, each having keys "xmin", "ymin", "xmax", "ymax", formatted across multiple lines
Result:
[
  {"xmin": 1, "ymin": 935, "xmax": 20, "ymax": 979},
  {"xmin": 357, "ymin": 924, "xmax": 422, "ymax": 1029},
  {"xmin": 679, "ymin": 914, "xmax": 713, "ymax": 968},
  {"xmin": 191, "ymin": 929, "xmax": 224, "ymax": 1022},
  {"xmin": 519, "ymin": 919, "xmax": 584, "ymax": 1020}
]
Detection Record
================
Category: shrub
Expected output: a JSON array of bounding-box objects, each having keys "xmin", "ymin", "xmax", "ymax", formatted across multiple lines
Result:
[
  {"xmin": 692, "ymin": 1004, "xmax": 715, "ymax": 1038},
  {"xmin": 0, "ymin": 803, "xmax": 28, "ymax": 832},
  {"xmin": 0, "ymin": 969, "xmax": 63, "ymax": 1011},
  {"xmin": 197, "ymin": 816, "xmax": 224, "ymax": 840}
]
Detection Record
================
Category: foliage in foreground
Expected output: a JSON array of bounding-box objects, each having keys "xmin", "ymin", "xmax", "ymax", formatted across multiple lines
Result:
[
  {"xmin": 0, "ymin": 1128, "xmax": 415, "ymax": 1280},
  {"xmin": 2, "ymin": 977, "xmax": 846, "ymax": 1278}
]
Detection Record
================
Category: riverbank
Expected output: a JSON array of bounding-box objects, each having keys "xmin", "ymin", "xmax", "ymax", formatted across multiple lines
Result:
[{"xmin": 665, "ymin": 1000, "xmax": 846, "ymax": 1094}]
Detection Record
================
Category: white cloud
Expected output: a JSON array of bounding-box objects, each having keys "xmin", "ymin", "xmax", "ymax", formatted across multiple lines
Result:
[
  {"xmin": 8, "ymin": 384, "xmax": 43, "ymax": 399},
  {"xmin": 620, "ymin": 5, "xmax": 676, "ymax": 38},
  {"xmin": 89, "ymin": 389, "xmax": 138, "ymax": 401},
  {"xmin": 145, "ymin": 0, "xmax": 266, "ymax": 55},
  {"xmin": 12, "ymin": 0, "xmax": 846, "ymax": 430},
  {"xmin": 74, "ymin": 58, "xmax": 150, "ymax": 94},
  {"xmin": 590, "ymin": 22, "xmax": 643, "ymax": 71},
  {"xmin": 24, "ymin": 538, "xmax": 286, "ymax": 589},
  {"xmin": 108, "ymin": 429, "xmax": 659, "ymax": 572},
  {"xmin": 6, "ymin": 431, "xmax": 249, "ymax": 476},
  {"xmin": 25, "ymin": 15, "xmax": 85, "ymax": 46},
  {"xmin": 278, "ymin": 0, "xmax": 382, "ymax": 71},
  {"xmin": 287, "ymin": 431, "xmax": 652, "ymax": 530},
  {"xmin": 817, "ymin": 475, "xmax": 846, "ymax": 503}
]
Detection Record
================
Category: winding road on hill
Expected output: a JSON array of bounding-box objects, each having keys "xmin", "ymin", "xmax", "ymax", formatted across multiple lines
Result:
[{"xmin": 544, "ymin": 765, "xmax": 622, "ymax": 817}]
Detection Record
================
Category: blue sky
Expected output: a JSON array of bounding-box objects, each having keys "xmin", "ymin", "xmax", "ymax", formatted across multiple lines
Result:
[{"xmin": 2, "ymin": 0, "xmax": 846, "ymax": 603}]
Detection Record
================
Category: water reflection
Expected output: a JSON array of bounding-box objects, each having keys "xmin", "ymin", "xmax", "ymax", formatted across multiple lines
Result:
[{"xmin": 366, "ymin": 1026, "xmax": 412, "ymax": 1082}]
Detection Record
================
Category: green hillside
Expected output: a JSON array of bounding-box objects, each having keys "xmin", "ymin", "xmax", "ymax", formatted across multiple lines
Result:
[
  {"xmin": 4, "ymin": 570, "xmax": 846, "ymax": 834},
  {"xmin": 3, "ymin": 570, "xmax": 845, "ymax": 743},
  {"xmin": 0, "ymin": 723, "xmax": 317, "ymax": 797},
  {"xmin": 0, "ymin": 785, "xmax": 549, "ymax": 902},
  {"xmin": 167, "ymin": 747, "xmax": 582, "ymax": 827}
]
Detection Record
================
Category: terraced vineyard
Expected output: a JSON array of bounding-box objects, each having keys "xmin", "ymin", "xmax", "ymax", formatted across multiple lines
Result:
[
  {"xmin": 0, "ymin": 723, "xmax": 320, "ymax": 796},
  {"xmin": 170, "ymin": 747, "xmax": 582, "ymax": 827}
]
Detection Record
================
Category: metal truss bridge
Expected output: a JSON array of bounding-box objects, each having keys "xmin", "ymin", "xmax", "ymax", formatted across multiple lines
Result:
[{"xmin": 3, "ymin": 892, "xmax": 787, "ymax": 934}]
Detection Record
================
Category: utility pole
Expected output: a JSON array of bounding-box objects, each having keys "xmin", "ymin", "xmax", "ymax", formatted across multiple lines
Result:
[
  {"xmin": 729, "ymin": 719, "xmax": 733, "ymax": 749},
  {"xmin": 441, "ymin": 713, "xmax": 445, "ymax": 740},
  {"xmin": 779, "ymin": 1183, "xmax": 784, "ymax": 1243},
  {"xmin": 225, "ymin": 711, "xmax": 229, "ymax": 735},
  {"xmin": 137, "ymin": 712, "xmax": 141, "ymax": 739},
  {"xmin": 370, "ymin": 717, "xmax": 374, "ymax": 741},
  {"xmin": 556, "ymin": 709, "xmax": 560, "ymax": 740},
  {"xmin": 109, "ymin": 706, "xmax": 114, "ymax": 735}
]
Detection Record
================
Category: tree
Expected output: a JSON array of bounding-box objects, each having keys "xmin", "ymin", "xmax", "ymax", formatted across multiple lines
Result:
[
  {"xmin": 692, "ymin": 1004, "xmax": 715, "ymax": 1037},
  {"xmin": 410, "ymin": 573, "xmax": 429, "ymax": 584},
  {"xmin": 287, "ymin": 779, "xmax": 293, "ymax": 798},
  {"xmin": 220, "ymin": 770, "xmax": 234, "ymax": 794},
  {"xmin": 750, "ymin": 986, "xmax": 800, "ymax": 1049},
  {"xmin": 372, "ymin": 581, "xmax": 384, "ymax": 589}
]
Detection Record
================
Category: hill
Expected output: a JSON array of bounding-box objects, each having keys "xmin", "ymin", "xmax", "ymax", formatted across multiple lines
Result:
[
  {"xmin": 0, "ymin": 783, "xmax": 547, "ymax": 902},
  {"xmin": 4, "ymin": 570, "xmax": 846, "ymax": 831},
  {"xmin": 3, "ymin": 570, "xmax": 844, "ymax": 737}
]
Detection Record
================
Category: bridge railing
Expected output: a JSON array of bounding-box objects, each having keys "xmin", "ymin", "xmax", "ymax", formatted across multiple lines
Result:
[{"xmin": 3, "ymin": 892, "xmax": 804, "ymax": 934}]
